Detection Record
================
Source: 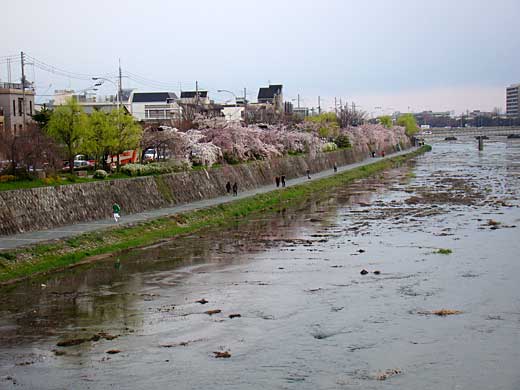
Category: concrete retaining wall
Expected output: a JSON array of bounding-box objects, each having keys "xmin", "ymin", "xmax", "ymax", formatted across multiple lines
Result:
[{"xmin": 0, "ymin": 143, "xmax": 407, "ymax": 236}]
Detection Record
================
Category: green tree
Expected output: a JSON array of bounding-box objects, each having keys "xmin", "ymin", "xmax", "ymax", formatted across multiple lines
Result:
[
  {"xmin": 108, "ymin": 108, "xmax": 143, "ymax": 170},
  {"xmin": 85, "ymin": 109, "xmax": 117, "ymax": 169},
  {"xmin": 379, "ymin": 115, "xmax": 392, "ymax": 128},
  {"xmin": 32, "ymin": 104, "xmax": 53, "ymax": 129},
  {"xmin": 306, "ymin": 112, "xmax": 340, "ymax": 139},
  {"xmin": 396, "ymin": 113, "xmax": 418, "ymax": 137},
  {"xmin": 46, "ymin": 99, "xmax": 88, "ymax": 173}
]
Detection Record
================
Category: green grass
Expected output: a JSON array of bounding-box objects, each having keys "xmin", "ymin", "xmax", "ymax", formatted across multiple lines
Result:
[
  {"xmin": 435, "ymin": 248, "xmax": 453, "ymax": 255},
  {"xmin": 0, "ymin": 145, "xmax": 431, "ymax": 284}
]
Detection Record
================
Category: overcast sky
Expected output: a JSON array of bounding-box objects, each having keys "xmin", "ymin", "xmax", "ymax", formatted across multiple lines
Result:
[{"xmin": 1, "ymin": 0, "xmax": 519, "ymax": 114}]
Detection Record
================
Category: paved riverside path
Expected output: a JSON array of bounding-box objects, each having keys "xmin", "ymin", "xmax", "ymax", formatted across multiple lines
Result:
[{"xmin": 0, "ymin": 148, "xmax": 417, "ymax": 250}]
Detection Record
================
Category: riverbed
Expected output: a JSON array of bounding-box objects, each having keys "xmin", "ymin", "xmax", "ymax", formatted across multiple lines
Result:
[{"xmin": 1, "ymin": 138, "xmax": 519, "ymax": 389}]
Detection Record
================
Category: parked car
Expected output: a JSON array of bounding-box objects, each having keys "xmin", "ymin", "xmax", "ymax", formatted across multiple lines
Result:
[
  {"xmin": 62, "ymin": 160, "xmax": 91, "ymax": 171},
  {"xmin": 143, "ymin": 149, "xmax": 157, "ymax": 162}
]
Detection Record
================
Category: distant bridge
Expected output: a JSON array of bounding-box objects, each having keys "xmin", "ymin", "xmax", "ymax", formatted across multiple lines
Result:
[{"xmin": 420, "ymin": 126, "xmax": 520, "ymax": 138}]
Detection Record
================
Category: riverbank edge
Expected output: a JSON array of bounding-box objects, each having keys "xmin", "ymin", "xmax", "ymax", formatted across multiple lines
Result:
[{"xmin": 0, "ymin": 145, "xmax": 431, "ymax": 286}]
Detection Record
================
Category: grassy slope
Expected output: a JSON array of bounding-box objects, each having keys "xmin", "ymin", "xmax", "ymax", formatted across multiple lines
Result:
[{"xmin": 0, "ymin": 145, "xmax": 431, "ymax": 284}]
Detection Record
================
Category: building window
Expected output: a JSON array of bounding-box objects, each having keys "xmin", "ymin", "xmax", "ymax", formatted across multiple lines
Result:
[
  {"xmin": 29, "ymin": 101, "xmax": 33, "ymax": 115},
  {"xmin": 18, "ymin": 98, "xmax": 23, "ymax": 116},
  {"xmin": 13, "ymin": 100, "xmax": 16, "ymax": 116}
]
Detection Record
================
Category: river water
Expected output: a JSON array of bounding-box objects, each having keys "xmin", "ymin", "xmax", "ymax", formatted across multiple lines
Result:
[{"xmin": 1, "ymin": 138, "xmax": 519, "ymax": 389}]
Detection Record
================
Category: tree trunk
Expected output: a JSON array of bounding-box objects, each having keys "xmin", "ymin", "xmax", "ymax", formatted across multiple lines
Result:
[{"xmin": 68, "ymin": 145, "xmax": 74, "ymax": 174}]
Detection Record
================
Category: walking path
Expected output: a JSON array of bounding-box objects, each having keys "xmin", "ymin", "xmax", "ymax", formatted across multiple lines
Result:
[{"xmin": 0, "ymin": 148, "xmax": 417, "ymax": 250}]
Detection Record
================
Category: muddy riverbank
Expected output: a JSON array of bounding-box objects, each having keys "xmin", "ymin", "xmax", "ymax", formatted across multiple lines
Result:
[{"xmin": 0, "ymin": 138, "xmax": 519, "ymax": 389}]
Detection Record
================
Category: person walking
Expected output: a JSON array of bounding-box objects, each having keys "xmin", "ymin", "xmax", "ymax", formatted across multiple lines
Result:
[
  {"xmin": 232, "ymin": 182, "xmax": 238, "ymax": 196},
  {"xmin": 307, "ymin": 169, "xmax": 311, "ymax": 179},
  {"xmin": 381, "ymin": 150, "xmax": 385, "ymax": 157},
  {"xmin": 112, "ymin": 202, "xmax": 121, "ymax": 223},
  {"xmin": 281, "ymin": 175, "xmax": 286, "ymax": 187},
  {"xmin": 275, "ymin": 176, "xmax": 280, "ymax": 187},
  {"xmin": 333, "ymin": 162, "xmax": 337, "ymax": 173},
  {"xmin": 226, "ymin": 181, "xmax": 231, "ymax": 194}
]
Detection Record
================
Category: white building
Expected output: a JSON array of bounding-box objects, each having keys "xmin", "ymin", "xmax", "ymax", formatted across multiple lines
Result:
[
  {"xmin": 129, "ymin": 91, "xmax": 181, "ymax": 121},
  {"xmin": 506, "ymin": 84, "xmax": 520, "ymax": 117},
  {"xmin": 221, "ymin": 106, "xmax": 244, "ymax": 122}
]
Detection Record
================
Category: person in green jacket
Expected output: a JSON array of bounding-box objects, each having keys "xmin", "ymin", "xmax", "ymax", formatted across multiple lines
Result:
[{"xmin": 113, "ymin": 203, "xmax": 121, "ymax": 222}]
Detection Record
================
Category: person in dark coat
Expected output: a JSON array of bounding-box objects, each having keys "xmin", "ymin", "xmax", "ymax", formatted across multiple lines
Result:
[
  {"xmin": 275, "ymin": 176, "xmax": 280, "ymax": 187},
  {"xmin": 226, "ymin": 181, "xmax": 231, "ymax": 194},
  {"xmin": 333, "ymin": 162, "xmax": 337, "ymax": 173},
  {"xmin": 232, "ymin": 182, "xmax": 238, "ymax": 196},
  {"xmin": 307, "ymin": 169, "xmax": 311, "ymax": 179},
  {"xmin": 281, "ymin": 175, "xmax": 286, "ymax": 187}
]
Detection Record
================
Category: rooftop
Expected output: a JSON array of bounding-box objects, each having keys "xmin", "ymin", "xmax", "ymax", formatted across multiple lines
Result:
[
  {"xmin": 258, "ymin": 84, "xmax": 283, "ymax": 100},
  {"xmin": 180, "ymin": 91, "xmax": 208, "ymax": 98},
  {"xmin": 132, "ymin": 91, "xmax": 178, "ymax": 103}
]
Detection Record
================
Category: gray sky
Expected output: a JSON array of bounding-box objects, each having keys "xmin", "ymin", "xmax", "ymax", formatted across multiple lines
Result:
[{"xmin": 2, "ymin": 0, "xmax": 519, "ymax": 114}]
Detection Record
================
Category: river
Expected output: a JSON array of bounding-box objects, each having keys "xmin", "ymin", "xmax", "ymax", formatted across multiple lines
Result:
[{"xmin": 1, "ymin": 138, "xmax": 519, "ymax": 389}]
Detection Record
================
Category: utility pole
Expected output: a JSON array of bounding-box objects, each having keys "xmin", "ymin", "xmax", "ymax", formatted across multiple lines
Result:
[
  {"xmin": 195, "ymin": 80, "xmax": 199, "ymax": 106},
  {"xmin": 318, "ymin": 96, "xmax": 321, "ymax": 115},
  {"xmin": 118, "ymin": 58, "xmax": 123, "ymax": 111},
  {"xmin": 243, "ymin": 87, "xmax": 247, "ymax": 125},
  {"xmin": 297, "ymin": 94, "xmax": 300, "ymax": 109},
  {"xmin": 334, "ymin": 97, "xmax": 337, "ymax": 115},
  {"xmin": 7, "ymin": 58, "xmax": 12, "ymax": 83},
  {"xmin": 21, "ymin": 51, "xmax": 26, "ymax": 132}
]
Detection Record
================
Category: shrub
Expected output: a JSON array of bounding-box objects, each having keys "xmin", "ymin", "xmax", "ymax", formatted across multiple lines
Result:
[
  {"xmin": 0, "ymin": 175, "xmax": 16, "ymax": 183},
  {"xmin": 93, "ymin": 169, "xmax": 108, "ymax": 179},
  {"xmin": 64, "ymin": 174, "xmax": 77, "ymax": 182},
  {"xmin": 120, "ymin": 162, "xmax": 189, "ymax": 177},
  {"xmin": 42, "ymin": 176, "xmax": 61, "ymax": 185},
  {"xmin": 322, "ymin": 142, "xmax": 338, "ymax": 152},
  {"xmin": 335, "ymin": 134, "xmax": 351, "ymax": 148}
]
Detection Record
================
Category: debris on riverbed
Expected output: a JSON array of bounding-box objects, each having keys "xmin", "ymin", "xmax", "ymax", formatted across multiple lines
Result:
[
  {"xmin": 205, "ymin": 309, "xmax": 222, "ymax": 315},
  {"xmin": 106, "ymin": 349, "xmax": 121, "ymax": 354},
  {"xmin": 432, "ymin": 309, "xmax": 463, "ymax": 316},
  {"xmin": 196, "ymin": 298, "xmax": 209, "ymax": 304},
  {"xmin": 56, "ymin": 332, "xmax": 119, "ymax": 347},
  {"xmin": 435, "ymin": 248, "xmax": 452, "ymax": 255},
  {"xmin": 373, "ymin": 270, "xmax": 381, "ymax": 275},
  {"xmin": 157, "ymin": 304, "xmax": 175, "ymax": 312},
  {"xmin": 374, "ymin": 368, "xmax": 402, "ymax": 380},
  {"xmin": 416, "ymin": 309, "xmax": 463, "ymax": 316},
  {"xmin": 228, "ymin": 313, "xmax": 241, "ymax": 319},
  {"xmin": 161, "ymin": 338, "xmax": 205, "ymax": 348},
  {"xmin": 360, "ymin": 269, "xmax": 369, "ymax": 275},
  {"xmin": 213, "ymin": 351, "xmax": 231, "ymax": 358}
]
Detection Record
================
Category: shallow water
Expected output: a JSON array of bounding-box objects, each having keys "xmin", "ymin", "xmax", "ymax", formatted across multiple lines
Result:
[{"xmin": 1, "ymin": 138, "xmax": 519, "ymax": 389}]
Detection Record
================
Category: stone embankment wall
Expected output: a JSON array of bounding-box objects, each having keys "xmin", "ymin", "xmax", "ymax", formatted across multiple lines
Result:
[{"xmin": 0, "ymin": 143, "xmax": 408, "ymax": 236}]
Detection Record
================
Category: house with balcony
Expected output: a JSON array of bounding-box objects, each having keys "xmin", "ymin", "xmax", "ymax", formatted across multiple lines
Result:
[{"xmin": 129, "ymin": 91, "xmax": 181, "ymax": 122}]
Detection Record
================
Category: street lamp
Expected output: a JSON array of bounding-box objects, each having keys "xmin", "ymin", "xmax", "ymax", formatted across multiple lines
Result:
[
  {"xmin": 92, "ymin": 77, "xmax": 121, "ymax": 111},
  {"xmin": 217, "ymin": 89, "xmax": 237, "ymax": 107}
]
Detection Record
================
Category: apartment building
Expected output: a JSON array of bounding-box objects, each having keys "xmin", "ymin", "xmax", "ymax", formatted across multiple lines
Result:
[
  {"xmin": 0, "ymin": 82, "xmax": 35, "ymax": 133},
  {"xmin": 506, "ymin": 83, "xmax": 519, "ymax": 117}
]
